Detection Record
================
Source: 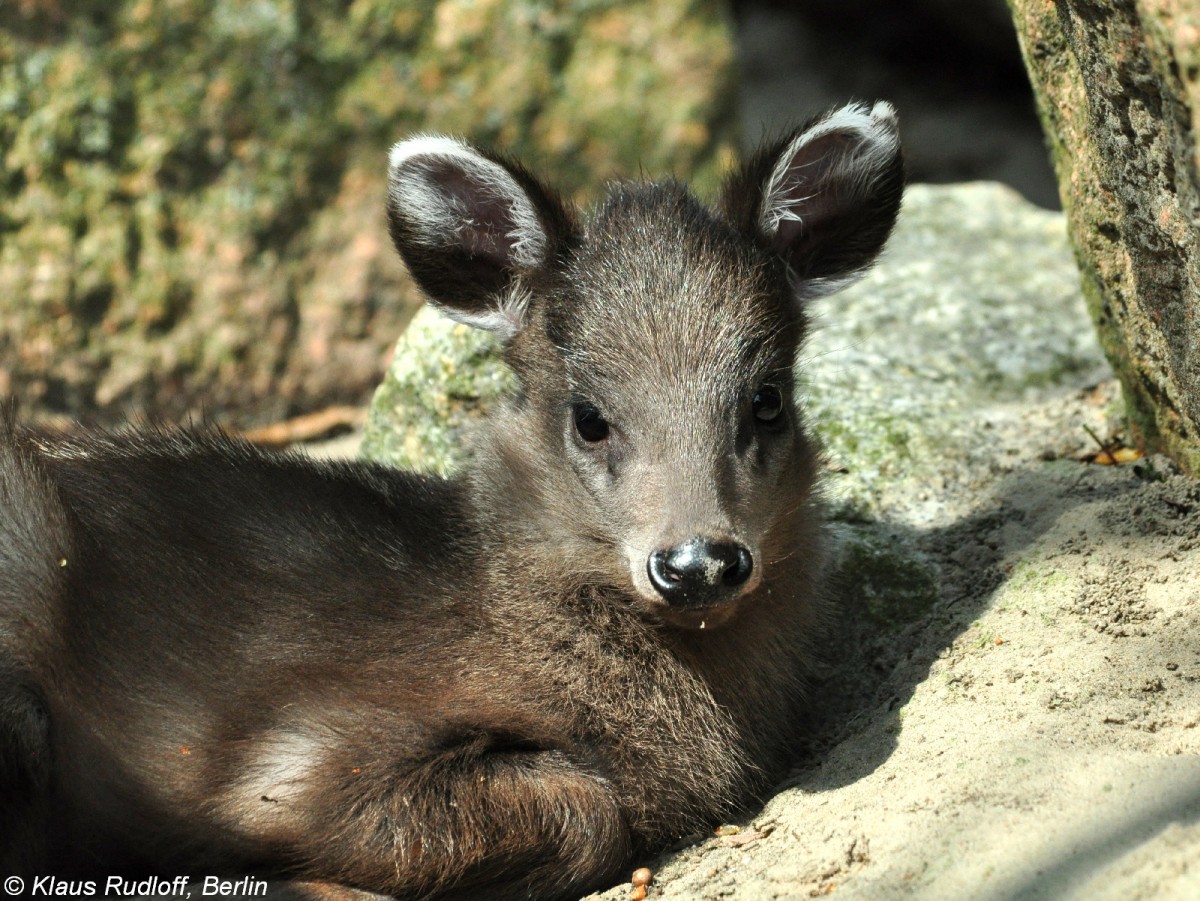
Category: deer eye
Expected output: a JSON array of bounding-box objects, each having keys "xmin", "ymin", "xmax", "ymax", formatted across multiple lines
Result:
[
  {"xmin": 572, "ymin": 403, "xmax": 610, "ymax": 443},
  {"xmin": 752, "ymin": 384, "xmax": 783, "ymax": 423}
]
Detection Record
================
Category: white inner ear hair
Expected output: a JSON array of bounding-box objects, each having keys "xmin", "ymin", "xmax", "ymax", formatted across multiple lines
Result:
[
  {"xmin": 760, "ymin": 100, "xmax": 899, "ymax": 238},
  {"xmin": 388, "ymin": 135, "xmax": 546, "ymax": 270},
  {"xmin": 484, "ymin": 283, "xmax": 533, "ymax": 340}
]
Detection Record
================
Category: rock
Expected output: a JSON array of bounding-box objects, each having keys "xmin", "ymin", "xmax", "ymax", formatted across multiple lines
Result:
[
  {"xmin": 0, "ymin": 0, "xmax": 735, "ymax": 427},
  {"xmin": 360, "ymin": 307, "xmax": 513, "ymax": 476},
  {"xmin": 804, "ymin": 181, "xmax": 1110, "ymax": 526},
  {"xmin": 830, "ymin": 522, "xmax": 940, "ymax": 629},
  {"xmin": 1007, "ymin": 0, "xmax": 1200, "ymax": 476}
]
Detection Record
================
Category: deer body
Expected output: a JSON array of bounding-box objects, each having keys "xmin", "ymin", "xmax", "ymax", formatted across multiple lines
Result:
[{"xmin": 0, "ymin": 103, "xmax": 902, "ymax": 899}]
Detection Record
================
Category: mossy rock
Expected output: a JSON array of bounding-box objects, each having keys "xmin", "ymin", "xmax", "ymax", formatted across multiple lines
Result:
[
  {"xmin": 360, "ymin": 306, "xmax": 515, "ymax": 476},
  {"xmin": 1, "ymin": 0, "xmax": 736, "ymax": 426}
]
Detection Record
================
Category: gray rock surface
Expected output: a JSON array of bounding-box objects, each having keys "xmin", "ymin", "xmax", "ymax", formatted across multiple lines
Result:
[{"xmin": 804, "ymin": 181, "xmax": 1110, "ymax": 526}]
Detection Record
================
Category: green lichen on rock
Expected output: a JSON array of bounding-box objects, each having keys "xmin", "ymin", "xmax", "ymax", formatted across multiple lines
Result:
[
  {"xmin": 803, "ymin": 182, "xmax": 1110, "ymax": 520},
  {"xmin": 360, "ymin": 306, "xmax": 515, "ymax": 475},
  {"xmin": 1, "ymin": 0, "xmax": 736, "ymax": 425}
]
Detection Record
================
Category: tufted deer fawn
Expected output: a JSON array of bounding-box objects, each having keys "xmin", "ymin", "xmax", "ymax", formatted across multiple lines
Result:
[{"xmin": 0, "ymin": 102, "xmax": 902, "ymax": 899}]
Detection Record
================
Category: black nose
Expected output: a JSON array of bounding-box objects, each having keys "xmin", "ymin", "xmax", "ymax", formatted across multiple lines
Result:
[{"xmin": 647, "ymin": 537, "xmax": 754, "ymax": 608}]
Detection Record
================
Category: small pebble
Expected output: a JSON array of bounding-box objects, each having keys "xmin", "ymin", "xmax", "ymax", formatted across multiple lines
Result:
[
  {"xmin": 632, "ymin": 867, "xmax": 652, "ymax": 887},
  {"xmin": 631, "ymin": 887, "xmax": 647, "ymax": 901}
]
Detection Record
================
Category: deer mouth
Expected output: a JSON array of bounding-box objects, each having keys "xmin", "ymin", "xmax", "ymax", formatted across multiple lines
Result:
[{"xmin": 656, "ymin": 600, "xmax": 743, "ymax": 631}]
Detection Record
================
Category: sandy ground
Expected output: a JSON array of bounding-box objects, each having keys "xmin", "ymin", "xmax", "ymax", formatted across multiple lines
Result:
[{"xmin": 578, "ymin": 379, "xmax": 1200, "ymax": 901}]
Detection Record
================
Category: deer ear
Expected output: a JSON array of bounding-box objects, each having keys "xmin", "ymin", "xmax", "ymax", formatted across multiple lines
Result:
[
  {"xmin": 386, "ymin": 136, "xmax": 574, "ymax": 339},
  {"xmin": 723, "ymin": 101, "xmax": 903, "ymax": 299}
]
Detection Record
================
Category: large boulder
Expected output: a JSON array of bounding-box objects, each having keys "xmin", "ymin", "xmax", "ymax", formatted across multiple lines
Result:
[
  {"xmin": 804, "ymin": 182, "xmax": 1110, "ymax": 523},
  {"xmin": 1006, "ymin": 0, "xmax": 1200, "ymax": 476},
  {"xmin": 1, "ymin": 0, "xmax": 736, "ymax": 426}
]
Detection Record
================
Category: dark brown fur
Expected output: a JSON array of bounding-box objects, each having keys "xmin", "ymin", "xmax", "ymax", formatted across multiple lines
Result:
[{"xmin": 0, "ymin": 105, "xmax": 902, "ymax": 899}]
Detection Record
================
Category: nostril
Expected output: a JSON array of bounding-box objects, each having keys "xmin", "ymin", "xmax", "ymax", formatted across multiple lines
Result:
[
  {"xmin": 648, "ymin": 549, "xmax": 678, "ymax": 590},
  {"xmin": 722, "ymin": 545, "xmax": 754, "ymax": 587}
]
